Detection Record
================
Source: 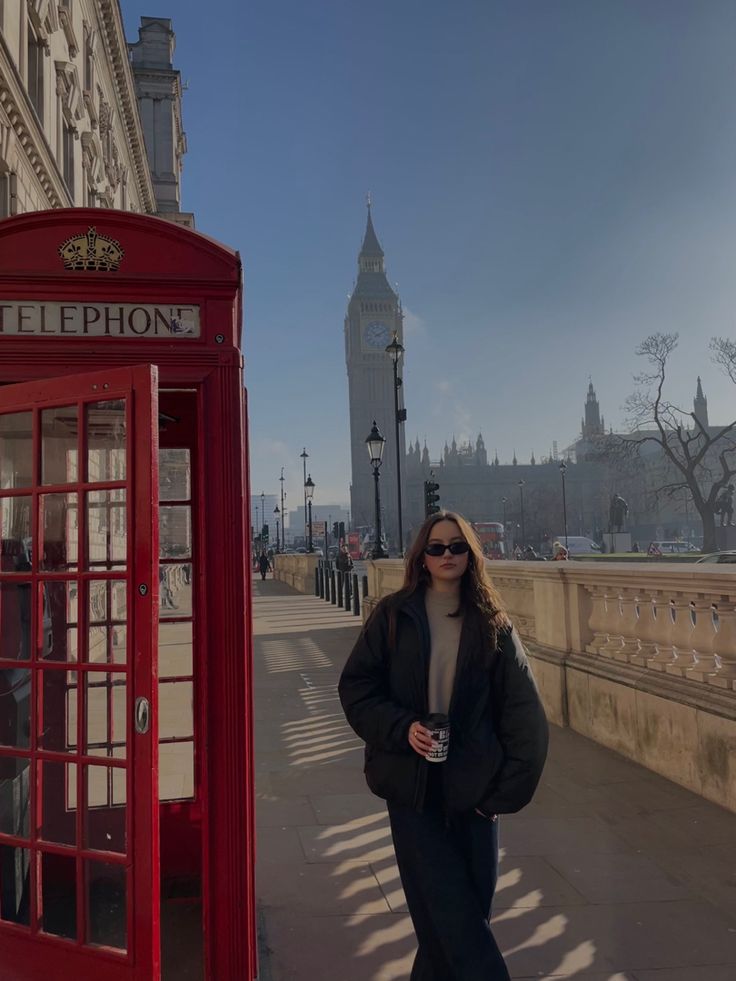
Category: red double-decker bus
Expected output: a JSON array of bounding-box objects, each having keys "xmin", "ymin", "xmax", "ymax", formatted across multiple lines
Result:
[{"xmin": 472, "ymin": 521, "xmax": 506, "ymax": 559}]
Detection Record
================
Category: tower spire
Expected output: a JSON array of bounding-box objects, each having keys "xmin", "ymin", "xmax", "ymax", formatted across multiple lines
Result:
[
  {"xmin": 360, "ymin": 201, "xmax": 384, "ymax": 258},
  {"xmin": 694, "ymin": 376, "xmax": 709, "ymax": 430}
]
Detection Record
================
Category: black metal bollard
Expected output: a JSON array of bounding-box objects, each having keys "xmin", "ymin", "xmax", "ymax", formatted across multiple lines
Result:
[
  {"xmin": 352, "ymin": 573, "xmax": 360, "ymax": 616},
  {"xmin": 337, "ymin": 570, "xmax": 343, "ymax": 606},
  {"xmin": 319, "ymin": 562, "xmax": 325, "ymax": 599},
  {"xmin": 324, "ymin": 562, "xmax": 331, "ymax": 602},
  {"xmin": 362, "ymin": 575, "xmax": 368, "ymax": 599},
  {"xmin": 344, "ymin": 572, "xmax": 351, "ymax": 611},
  {"xmin": 330, "ymin": 569, "xmax": 337, "ymax": 604},
  {"xmin": 314, "ymin": 561, "xmax": 320, "ymax": 597}
]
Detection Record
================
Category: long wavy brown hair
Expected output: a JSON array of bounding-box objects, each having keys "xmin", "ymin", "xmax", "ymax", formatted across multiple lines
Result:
[{"xmin": 386, "ymin": 511, "xmax": 511, "ymax": 651}]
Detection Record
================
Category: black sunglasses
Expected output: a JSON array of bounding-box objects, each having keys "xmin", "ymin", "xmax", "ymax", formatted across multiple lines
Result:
[{"xmin": 424, "ymin": 541, "xmax": 470, "ymax": 557}]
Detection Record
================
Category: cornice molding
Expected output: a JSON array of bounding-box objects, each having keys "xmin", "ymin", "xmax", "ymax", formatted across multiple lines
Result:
[
  {"xmin": 0, "ymin": 33, "xmax": 70, "ymax": 208},
  {"xmin": 97, "ymin": 0, "xmax": 156, "ymax": 214}
]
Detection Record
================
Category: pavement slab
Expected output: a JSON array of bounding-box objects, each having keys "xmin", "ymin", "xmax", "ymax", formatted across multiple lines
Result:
[{"xmin": 253, "ymin": 577, "xmax": 736, "ymax": 980}]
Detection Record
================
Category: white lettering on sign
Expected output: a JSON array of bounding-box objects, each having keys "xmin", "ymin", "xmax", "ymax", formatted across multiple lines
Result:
[{"xmin": 0, "ymin": 302, "xmax": 200, "ymax": 337}]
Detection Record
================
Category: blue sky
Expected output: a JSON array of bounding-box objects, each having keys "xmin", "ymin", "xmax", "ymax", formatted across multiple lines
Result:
[{"xmin": 123, "ymin": 1, "xmax": 736, "ymax": 515}]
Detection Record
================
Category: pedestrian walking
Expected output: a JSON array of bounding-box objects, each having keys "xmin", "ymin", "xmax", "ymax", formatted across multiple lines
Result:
[
  {"xmin": 335, "ymin": 543, "xmax": 354, "ymax": 574},
  {"xmin": 258, "ymin": 551, "xmax": 271, "ymax": 581},
  {"xmin": 338, "ymin": 510, "xmax": 548, "ymax": 981}
]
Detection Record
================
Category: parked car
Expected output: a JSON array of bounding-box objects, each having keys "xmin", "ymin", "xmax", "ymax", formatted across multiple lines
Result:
[{"xmin": 695, "ymin": 551, "xmax": 736, "ymax": 564}]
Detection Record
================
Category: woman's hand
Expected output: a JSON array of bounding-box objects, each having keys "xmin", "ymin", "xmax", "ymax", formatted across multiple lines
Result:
[{"xmin": 408, "ymin": 721, "xmax": 433, "ymax": 757}]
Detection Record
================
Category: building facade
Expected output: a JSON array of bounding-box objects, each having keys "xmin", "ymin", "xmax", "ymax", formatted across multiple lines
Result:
[
  {"xmin": 0, "ymin": 4, "xmax": 188, "ymax": 223},
  {"xmin": 344, "ymin": 204, "xmax": 406, "ymax": 547},
  {"xmin": 403, "ymin": 378, "xmax": 727, "ymax": 549}
]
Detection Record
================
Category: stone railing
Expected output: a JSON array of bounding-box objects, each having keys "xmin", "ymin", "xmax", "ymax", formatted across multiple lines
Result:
[{"xmin": 363, "ymin": 559, "xmax": 736, "ymax": 813}]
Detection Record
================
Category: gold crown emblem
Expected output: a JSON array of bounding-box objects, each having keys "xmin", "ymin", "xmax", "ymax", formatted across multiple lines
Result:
[{"xmin": 58, "ymin": 226, "xmax": 124, "ymax": 272}]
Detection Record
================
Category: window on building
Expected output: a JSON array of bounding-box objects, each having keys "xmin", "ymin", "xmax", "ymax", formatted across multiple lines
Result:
[
  {"xmin": 62, "ymin": 124, "xmax": 74, "ymax": 194},
  {"xmin": 27, "ymin": 23, "xmax": 44, "ymax": 123},
  {"xmin": 0, "ymin": 172, "xmax": 10, "ymax": 219}
]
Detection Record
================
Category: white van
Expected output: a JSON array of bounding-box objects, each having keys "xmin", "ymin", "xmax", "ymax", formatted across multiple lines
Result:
[{"xmin": 553, "ymin": 536, "xmax": 601, "ymax": 555}]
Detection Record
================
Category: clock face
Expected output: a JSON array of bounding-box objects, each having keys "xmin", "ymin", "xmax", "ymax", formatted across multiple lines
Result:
[{"xmin": 363, "ymin": 321, "xmax": 391, "ymax": 349}]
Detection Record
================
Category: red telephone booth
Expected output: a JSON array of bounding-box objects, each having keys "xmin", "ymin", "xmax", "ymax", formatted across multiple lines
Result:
[{"xmin": 0, "ymin": 210, "xmax": 256, "ymax": 980}]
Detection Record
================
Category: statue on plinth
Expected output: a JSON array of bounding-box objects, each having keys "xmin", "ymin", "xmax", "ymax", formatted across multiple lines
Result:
[
  {"xmin": 714, "ymin": 484, "xmax": 734, "ymax": 527},
  {"xmin": 608, "ymin": 493, "xmax": 629, "ymax": 534}
]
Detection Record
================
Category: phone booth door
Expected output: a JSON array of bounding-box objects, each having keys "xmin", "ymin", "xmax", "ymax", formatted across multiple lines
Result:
[{"xmin": 0, "ymin": 365, "xmax": 159, "ymax": 981}]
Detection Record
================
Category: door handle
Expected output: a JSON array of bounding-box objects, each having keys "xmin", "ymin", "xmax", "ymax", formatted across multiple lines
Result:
[{"xmin": 135, "ymin": 696, "xmax": 151, "ymax": 734}]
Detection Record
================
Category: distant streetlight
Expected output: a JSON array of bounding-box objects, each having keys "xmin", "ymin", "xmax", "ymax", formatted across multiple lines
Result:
[
  {"xmin": 518, "ymin": 480, "xmax": 525, "ymax": 546},
  {"xmin": 279, "ymin": 467, "xmax": 286, "ymax": 549},
  {"xmin": 366, "ymin": 421, "xmax": 386, "ymax": 559},
  {"xmin": 386, "ymin": 331, "xmax": 406, "ymax": 556},
  {"xmin": 274, "ymin": 505, "xmax": 281, "ymax": 553},
  {"xmin": 305, "ymin": 474, "xmax": 315, "ymax": 553},
  {"xmin": 300, "ymin": 448, "xmax": 309, "ymax": 544},
  {"xmin": 559, "ymin": 461, "xmax": 568, "ymax": 550}
]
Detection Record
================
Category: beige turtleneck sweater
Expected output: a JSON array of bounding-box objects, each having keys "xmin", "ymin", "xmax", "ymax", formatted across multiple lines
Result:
[{"xmin": 425, "ymin": 588, "xmax": 463, "ymax": 715}]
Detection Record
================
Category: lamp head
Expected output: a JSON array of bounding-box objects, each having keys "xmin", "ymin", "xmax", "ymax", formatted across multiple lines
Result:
[
  {"xmin": 365, "ymin": 420, "xmax": 386, "ymax": 468},
  {"xmin": 385, "ymin": 332, "xmax": 404, "ymax": 364}
]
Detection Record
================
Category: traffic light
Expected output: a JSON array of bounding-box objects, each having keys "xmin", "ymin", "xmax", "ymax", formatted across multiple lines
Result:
[
  {"xmin": 338, "ymin": 521, "xmax": 345, "ymax": 541},
  {"xmin": 424, "ymin": 477, "xmax": 440, "ymax": 518},
  {"xmin": 333, "ymin": 521, "xmax": 340, "ymax": 541},
  {"xmin": 262, "ymin": 523, "xmax": 269, "ymax": 542}
]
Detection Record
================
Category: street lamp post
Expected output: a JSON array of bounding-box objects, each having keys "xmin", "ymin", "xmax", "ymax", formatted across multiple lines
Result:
[
  {"xmin": 300, "ymin": 448, "xmax": 309, "ymax": 546},
  {"xmin": 260, "ymin": 491, "xmax": 265, "ymax": 543},
  {"xmin": 518, "ymin": 480, "xmax": 525, "ymax": 546},
  {"xmin": 274, "ymin": 506, "xmax": 281, "ymax": 553},
  {"xmin": 280, "ymin": 467, "xmax": 286, "ymax": 549},
  {"xmin": 501, "ymin": 496, "xmax": 508, "ymax": 551},
  {"xmin": 386, "ymin": 332, "xmax": 406, "ymax": 556},
  {"xmin": 305, "ymin": 474, "xmax": 315, "ymax": 553},
  {"xmin": 559, "ymin": 461, "xmax": 568, "ymax": 550},
  {"xmin": 366, "ymin": 421, "xmax": 386, "ymax": 559}
]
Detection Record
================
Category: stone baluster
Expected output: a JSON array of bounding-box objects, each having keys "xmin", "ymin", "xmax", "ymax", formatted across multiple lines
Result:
[
  {"xmin": 599, "ymin": 589, "xmax": 625, "ymax": 657},
  {"xmin": 586, "ymin": 586, "xmax": 609, "ymax": 654},
  {"xmin": 664, "ymin": 595, "xmax": 697, "ymax": 676},
  {"xmin": 686, "ymin": 595, "xmax": 718, "ymax": 682},
  {"xmin": 710, "ymin": 599, "xmax": 736, "ymax": 690},
  {"xmin": 614, "ymin": 588, "xmax": 641, "ymax": 662},
  {"xmin": 646, "ymin": 594, "xmax": 677, "ymax": 671},
  {"xmin": 631, "ymin": 593, "xmax": 657, "ymax": 666}
]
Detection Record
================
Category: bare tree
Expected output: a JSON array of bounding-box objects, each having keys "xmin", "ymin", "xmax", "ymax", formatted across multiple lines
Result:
[
  {"xmin": 623, "ymin": 333, "xmax": 736, "ymax": 552},
  {"xmin": 711, "ymin": 337, "xmax": 736, "ymax": 384}
]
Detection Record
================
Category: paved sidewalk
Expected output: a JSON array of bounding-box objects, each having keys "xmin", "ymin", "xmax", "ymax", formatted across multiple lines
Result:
[{"xmin": 254, "ymin": 577, "xmax": 736, "ymax": 981}]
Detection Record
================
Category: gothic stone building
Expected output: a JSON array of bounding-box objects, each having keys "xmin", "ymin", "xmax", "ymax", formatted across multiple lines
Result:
[
  {"xmin": 403, "ymin": 378, "xmax": 724, "ymax": 549},
  {"xmin": 0, "ymin": 5, "xmax": 189, "ymax": 224}
]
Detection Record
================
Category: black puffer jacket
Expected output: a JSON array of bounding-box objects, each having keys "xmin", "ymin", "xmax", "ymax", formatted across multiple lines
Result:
[{"xmin": 338, "ymin": 590, "xmax": 548, "ymax": 815}]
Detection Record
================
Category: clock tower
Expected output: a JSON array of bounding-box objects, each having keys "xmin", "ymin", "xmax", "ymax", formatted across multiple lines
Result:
[{"xmin": 345, "ymin": 203, "xmax": 406, "ymax": 548}]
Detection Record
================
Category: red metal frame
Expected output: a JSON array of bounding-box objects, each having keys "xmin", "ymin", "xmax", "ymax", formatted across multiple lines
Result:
[{"xmin": 0, "ymin": 210, "xmax": 255, "ymax": 981}]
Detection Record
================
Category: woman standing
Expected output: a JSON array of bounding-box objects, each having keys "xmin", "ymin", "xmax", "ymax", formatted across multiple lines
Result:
[{"xmin": 338, "ymin": 511, "xmax": 548, "ymax": 980}]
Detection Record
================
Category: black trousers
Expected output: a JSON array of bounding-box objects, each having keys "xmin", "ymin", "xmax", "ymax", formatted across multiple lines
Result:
[{"xmin": 387, "ymin": 784, "xmax": 510, "ymax": 981}]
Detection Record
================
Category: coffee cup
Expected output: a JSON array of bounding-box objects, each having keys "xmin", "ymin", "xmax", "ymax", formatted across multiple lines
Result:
[{"xmin": 424, "ymin": 713, "xmax": 450, "ymax": 763}]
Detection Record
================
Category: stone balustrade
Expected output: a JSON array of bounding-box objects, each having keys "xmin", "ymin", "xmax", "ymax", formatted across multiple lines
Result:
[
  {"xmin": 362, "ymin": 559, "xmax": 736, "ymax": 813},
  {"xmin": 271, "ymin": 553, "xmax": 320, "ymax": 595}
]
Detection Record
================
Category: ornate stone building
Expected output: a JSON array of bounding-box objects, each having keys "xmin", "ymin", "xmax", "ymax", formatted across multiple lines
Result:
[
  {"xmin": 403, "ymin": 377, "xmax": 726, "ymax": 548},
  {"xmin": 0, "ymin": 4, "xmax": 189, "ymax": 223},
  {"xmin": 345, "ymin": 204, "xmax": 406, "ymax": 545}
]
